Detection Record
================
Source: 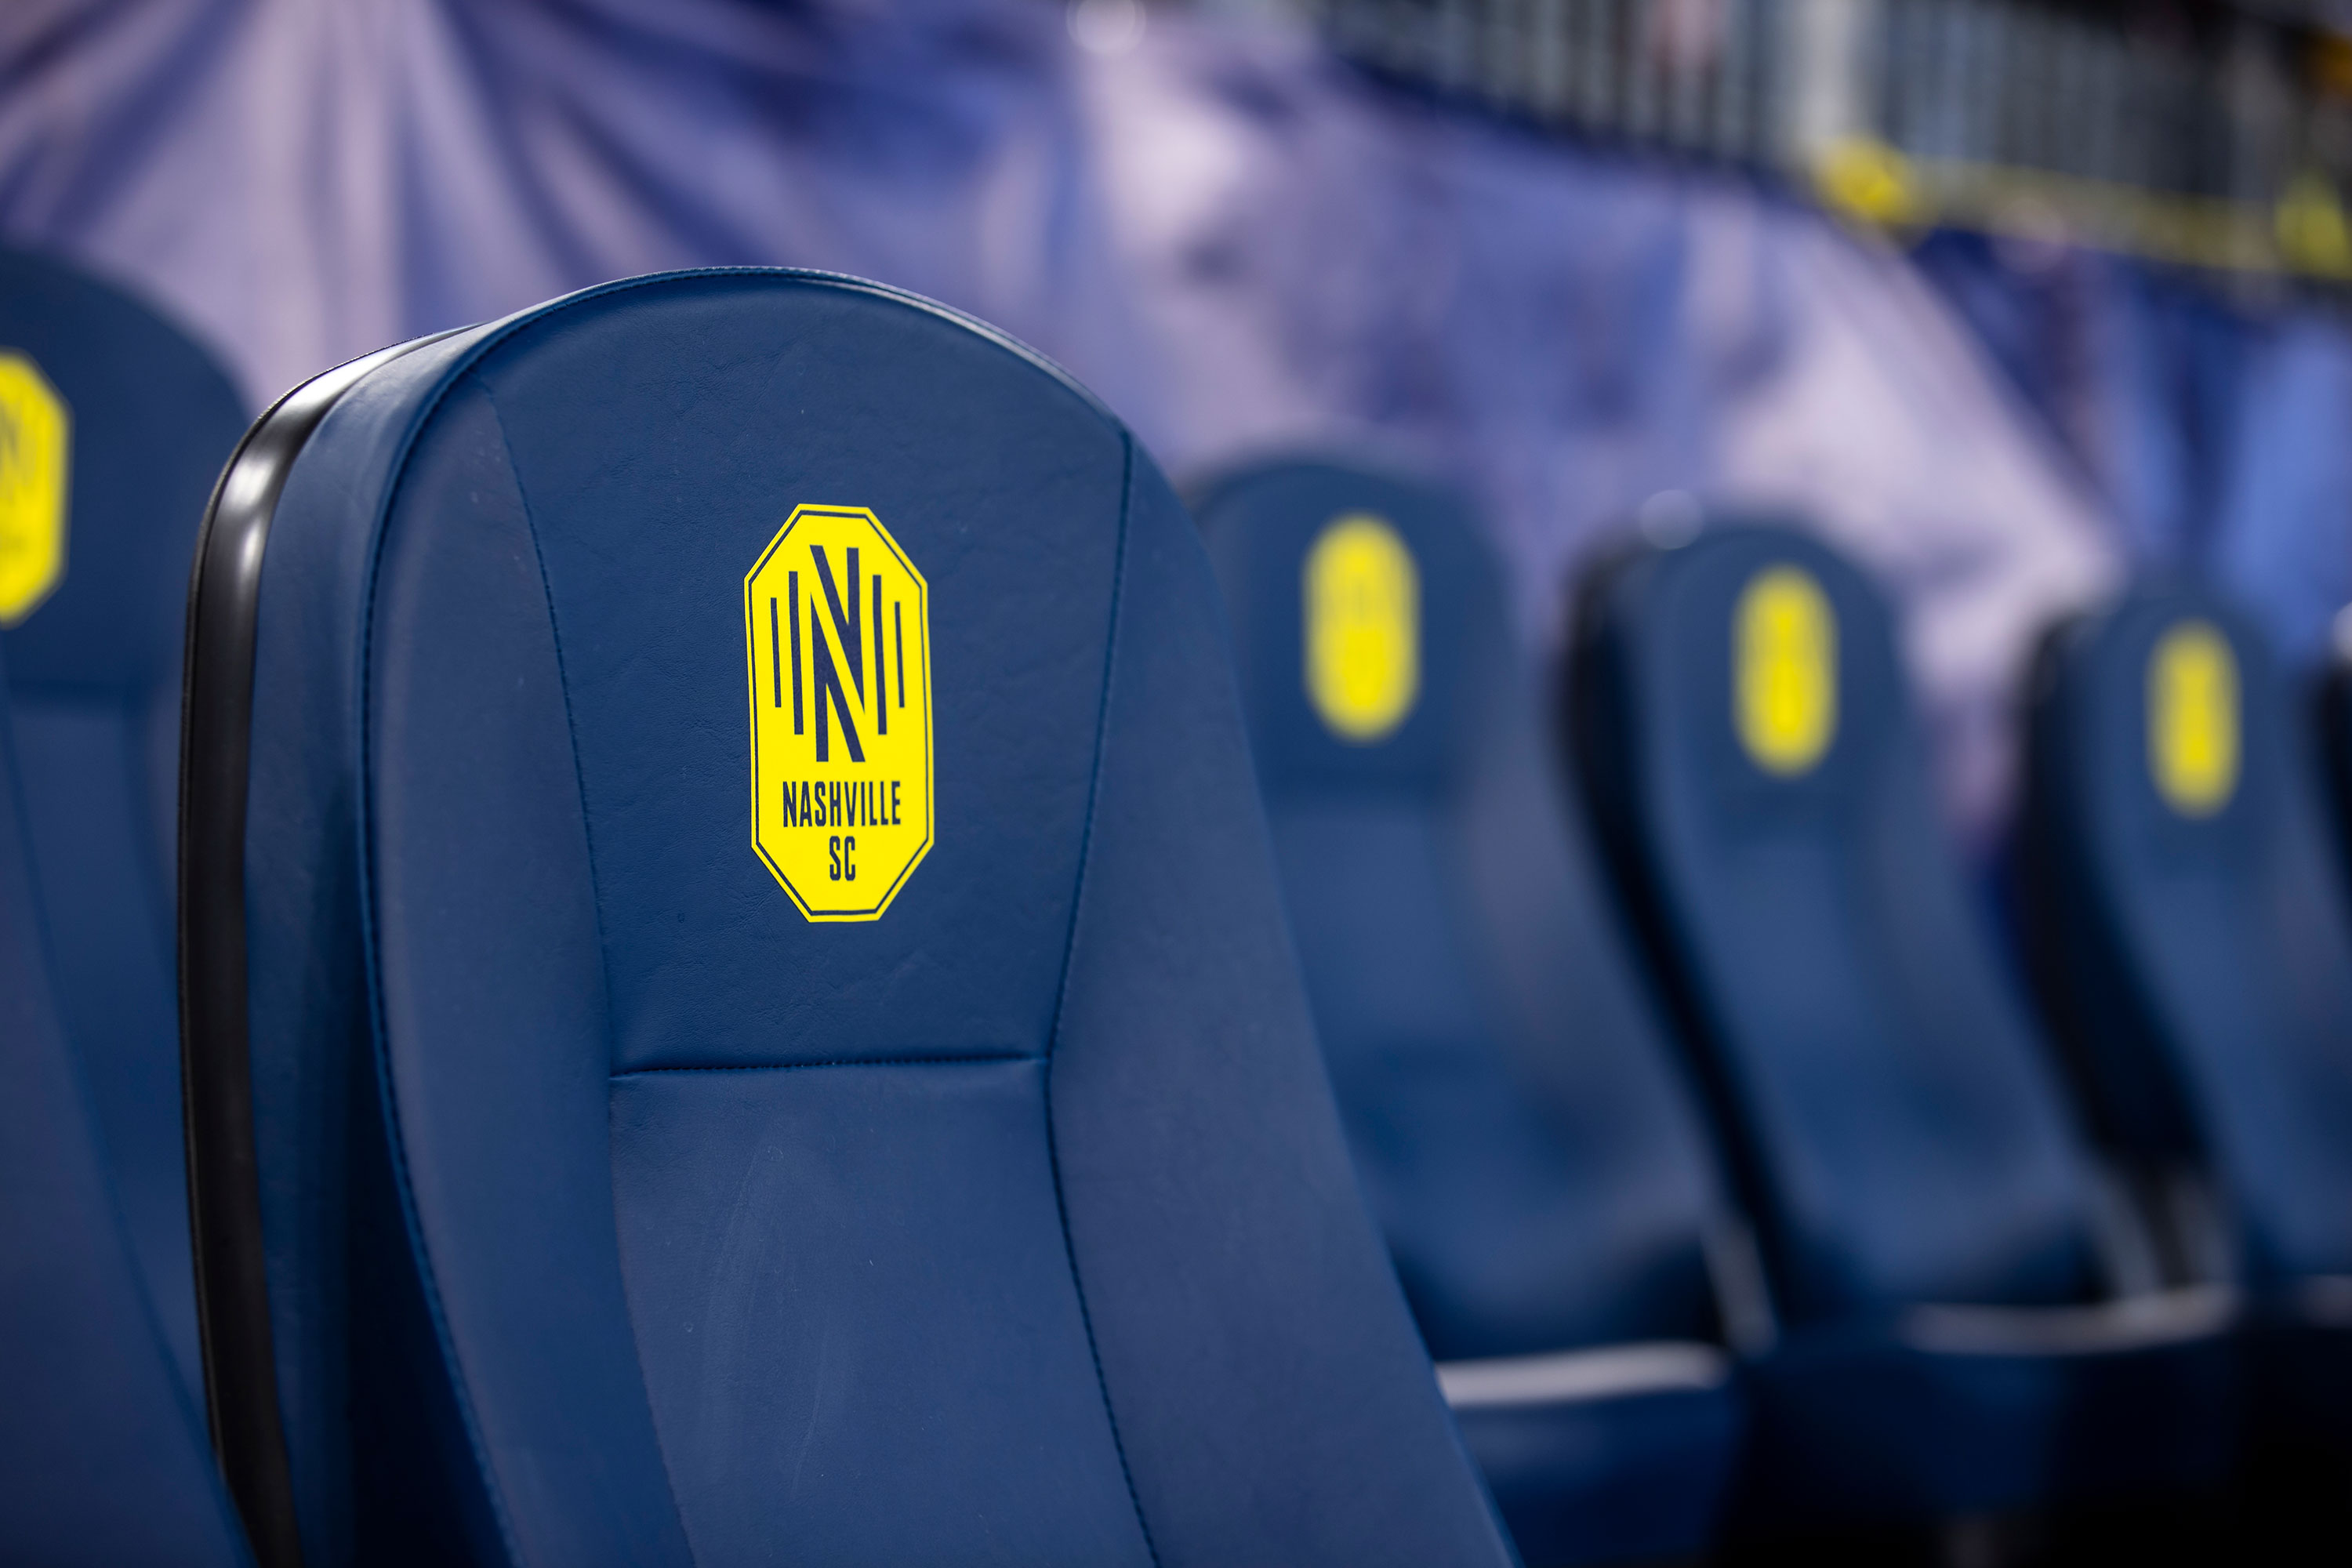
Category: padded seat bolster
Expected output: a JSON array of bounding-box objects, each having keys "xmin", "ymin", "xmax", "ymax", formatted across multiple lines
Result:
[
  {"xmin": 1051, "ymin": 463, "xmax": 1507, "ymax": 1563},
  {"xmin": 367, "ymin": 373, "xmax": 699, "ymax": 1566},
  {"xmin": 239, "ymin": 324, "xmax": 514, "ymax": 1563}
]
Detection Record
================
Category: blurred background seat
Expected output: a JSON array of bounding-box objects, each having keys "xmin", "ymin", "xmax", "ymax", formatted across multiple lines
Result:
[
  {"xmin": 181, "ymin": 270, "xmax": 1517, "ymax": 1568},
  {"xmin": 1569, "ymin": 524, "xmax": 2237, "ymax": 1550},
  {"xmin": 0, "ymin": 246, "xmax": 249, "ymax": 1408},
  {"xmin": 2024, "ymin": 583, "xmax": 2352, "ymax": 1518},
  {"xmin": 0, "ymin": 641, "xmax": 249, "ymax": 1566},
  {"xmin": 1196, "ymin": 456, "xmax": 1750, "ymax": 1567}
]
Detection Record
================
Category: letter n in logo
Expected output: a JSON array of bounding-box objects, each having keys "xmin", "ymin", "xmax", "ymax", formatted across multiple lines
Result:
[{"xmin": 743, "ymin": 505, "xmax": 933, "ymax": 920}]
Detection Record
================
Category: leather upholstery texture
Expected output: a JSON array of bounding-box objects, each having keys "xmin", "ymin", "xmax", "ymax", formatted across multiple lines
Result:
[
  {"xmin": 223, "ymin": 270, "xmax": 1515, "ymax": 1567},
  {"xmin": 1196, "ymin": 458, "xmax": 1742, "ymax": 1566},
  {"xmin": 0, "ymin": 247, "xmax": 248, "ymax": 1403},
  {"xmin": 0, "ymin": 644, "xmax": 250, "ymax": 1566},
  {"xmin": 2026, "ymin": 583, "xmax": 2352, "ymax": 1454},
  {"xmin": 1570, "ymin": 525, "xmax": 2234, "ymax": 1527}
]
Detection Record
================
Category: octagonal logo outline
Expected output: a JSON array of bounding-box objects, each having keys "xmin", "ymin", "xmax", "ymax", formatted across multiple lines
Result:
[
  {"xmin": 0, "ymin": 350, "xmax": 71, "ymax": 627},
  {"xmin": 742, "ymin": 503, "xmax": 934, "ymax": 921}
]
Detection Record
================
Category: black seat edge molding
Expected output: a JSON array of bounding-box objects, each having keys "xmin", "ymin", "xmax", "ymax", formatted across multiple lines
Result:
[{"xmin": 177, "ymin": 332, "xmax": 457, "ymax": 1568}]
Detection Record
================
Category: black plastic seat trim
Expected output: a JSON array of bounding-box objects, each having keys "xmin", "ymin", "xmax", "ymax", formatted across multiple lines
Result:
[{"xmin": 177, "ymin": 332, "xmax": 454, "ymax": 1568}]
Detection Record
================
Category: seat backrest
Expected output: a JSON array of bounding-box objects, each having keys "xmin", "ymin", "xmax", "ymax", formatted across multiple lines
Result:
[
  {"xmin": 183, "ymin": 271, "xmax": 1512, "ymax": 1568},
  {"xmin": 1571, "ymin": 525, "xmax": 2100, "ymax": 1324},
  {"xmin": 0, "ymin": 644, "xmax": 249, "ymax": 1566},
  {"xmin": 1196, "ymin": 458, "xmax": 1736, "ymax": 1360},
  {"xmin": 0, "ymin": 246, "xmax": 249, "ymax": 1402},
  {"xmin": 2024, "ymin": 583, "xmax": 2352, "ymax": 1287}
]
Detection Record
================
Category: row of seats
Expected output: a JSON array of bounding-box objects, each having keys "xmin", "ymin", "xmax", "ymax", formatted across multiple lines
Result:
[
  {"xmin": 1200, "ymin": 459, "xmax": 2352, "ymax": 1560},
  {"xmin": 1, "ymin": 254, "xmax": 2347, "ymax": 1565}
]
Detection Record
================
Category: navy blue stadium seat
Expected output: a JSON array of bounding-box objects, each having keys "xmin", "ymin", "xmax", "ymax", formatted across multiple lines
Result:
[
  {"xmin": 1570, "ymin": 524, "xmax": 2236, "ymax": 1537},
  {"xmin": 0, "ymin": 643, "xmax": 250, "ymax": 1565},
  {"xmin": 1194, "ymin": 459, "xmax": 1747, "ymax": 1566},
  {"xmin": 0, "ymin": 247, "xmax": 248, "ymax": 1408},
  {"xmin": 2027, "ymin": 583, "xmax": 2352, "ymax": 1483},
  {"xmin": 180, "ymin": 270, "xmax": 1517, "ymax": 1567}
]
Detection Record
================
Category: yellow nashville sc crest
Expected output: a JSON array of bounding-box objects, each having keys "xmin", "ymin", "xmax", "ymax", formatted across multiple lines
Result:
[
  {"xmin": 1304, "ymin": 513, "xmax": 1420, "ymax": 743},
  {"xmin": 1734, "ymin": 564, "xmax": 1838, "ymax": 777},
  {"xmin": 2148, "ymin": 620, "xmax": 2239, "ymax": 818},
  {"xmin": 744, "ymin": 505, "xmax": 933, "ymax": 920},
  {"xmin": 0, "ymin": 351, "xmax": 70, "ymax": 626}
]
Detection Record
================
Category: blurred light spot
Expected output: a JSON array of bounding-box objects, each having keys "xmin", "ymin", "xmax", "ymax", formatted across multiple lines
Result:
[
  {"xmin": 1814, "ymin": 135, "xmax": 1924, "ymax": 230},
  {"xmin": 1639, "ymin": 489, "xmax": 1704, "ymax": 549},
  {"xmin": 1069, "ymin": 0, "xmax": 1146, "ymax": 56}
]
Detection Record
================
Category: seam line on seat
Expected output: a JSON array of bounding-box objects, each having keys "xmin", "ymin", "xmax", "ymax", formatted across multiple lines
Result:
[
  {"xmin": 481, "ymin": 379, "xmax": 704, "ymax": 1564},
  {"xmin": 352, "ymin": 370, "xmax": 532, "ymax": 1568},
  {"xmin": 1035, "ymin": 430, "xmax": 1161, "ymax": 1568},
  {"xmin": 613, "ymin": 1053, "xmax": 1034, "ymax": 1080}
]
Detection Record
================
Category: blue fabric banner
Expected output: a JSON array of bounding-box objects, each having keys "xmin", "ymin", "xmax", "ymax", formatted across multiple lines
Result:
[{"xmin": 0, "ymin": 0, "xmax": 2125, "ymax": 838}]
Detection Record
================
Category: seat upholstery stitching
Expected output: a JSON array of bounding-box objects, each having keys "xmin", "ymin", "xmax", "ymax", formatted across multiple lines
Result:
[
  {"xmin": 480, "ymin": 379, "xmax": 704, "ymax": 1563},
  {"xmin": 1036, "ymin": 430, "xmax": 1162, "ymax": 1568},
  {"xmin": 353, "ymin": 371, "xmax": 531, "ymax": 1568}
]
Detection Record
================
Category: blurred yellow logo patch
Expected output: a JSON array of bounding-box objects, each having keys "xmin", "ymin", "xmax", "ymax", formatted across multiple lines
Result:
[
  {"xmin": 1736, "ymin": 565, "xmax": 1837, "ymax": 776},
  {"xmin": 745, "ymin": 505, "xmax": 932, "ymax": 920},
  {"xmin": 0, "ymin": 351, "xmax": 69, "ymax": 626},
  {"xmin": 1305, "ymin": 513, "xmax": 1418, "ymax": 743},
  {"xmin": 2148, "ymin": 620, "xmax": 2238, "ymax": 818}
]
